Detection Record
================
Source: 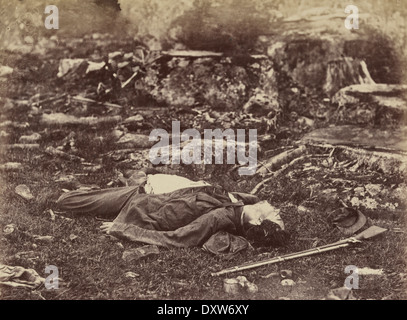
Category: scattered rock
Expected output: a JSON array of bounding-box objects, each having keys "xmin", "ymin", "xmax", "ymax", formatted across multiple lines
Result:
[
  {"xmin": 297, "ymin": 206, "xmax": 309, "ymax": 214},
  {"xmin": 223, "ymin": 278, "xmax": 240, "ymax": 295},
  {"xmin": 0, "ymin": 65, "xmax": 13, "ymax": 77},
  {"xmin": 33, "ymin": 235, "xmax": 54, "ymax": 243},
  {"xmin": 117, "ymin": 133, "xmax": 154, "ymax": 148},
  {"xmin": 0, "ymin": 162, "xmax": 23, "ymax": 171},
  {"xmin": 24, "ymin": 36, "xmax": 34, "ymax": 45},
  {"xmin": 57, "ymin": 58, "xmax": 86, "ymax": 78},
  {"xmin": 357, "ymin": 267, "xmax": 384, "ymax": 276},
  {"xmin": 18, "ymin": 133, "xmax": 41, "ymax": 144},
  {"xmin": 325, "ymin": 286, "xmax": 356, "ymax": 300},
  {"xmin": 85, "ymin": 61, "xmax": 106, "ymax": 74},
  {"xmin": 365, "ymin": 184, "xmax": 383, "ymax": 197},
  {"xmin": 3, "ymin": 224, "xmax": 16, "ymax": 236},
  {"xmin": 15, "ymin": 185, "xmax": 35, "ymax": 201},
  {"xmin": 224, "ymin": 276, "xmax": 258, "ymax": 294},
  {"xmin": 13, "ymin": 251, "xmax": 39, "ymax": 261},
  {"xmin": 124, "ymin": 271, "xmax": 139, "ymax": 278},
  {"xmin": 3, "ymin": 144, "xmax": 40, "ymax": 150},
  {"xmin": 49, "ymin": 209, "xmax": 56, "ymax": 221},
  {"xmin": 242, "ymin": 90, "xmax": 280, "ymax": 116},
  {"xmin": 123, "ymin": 115, "xmax": 144, "ymax": 124},
  {"xmin": 0, "ymin": 130, "xmax": 9, "ymax": 138},
  {"xmin": 82, "ymin": 164, "xmax": 103, "ymax": 172},
  {"xmin": 111, "ymin": 129, "xmax": 125, "ymax": 140},
  {"xmin": 297, "ymin": 116, "xmax": 314, "ymax": 128},
  {"xmin": 122, "ymin": 245, "xmax": 160, "ymax": 263},
  {"xmin": 281, "ymin": 279, "xmax": 296, "ymax": 286},
  {"xmin": 54, "ymin": 174, "xmax": 78, "ymax": 184},
  {"xmin": 353, "ymin": 187, "xmax": 365, "ymax": 197}
]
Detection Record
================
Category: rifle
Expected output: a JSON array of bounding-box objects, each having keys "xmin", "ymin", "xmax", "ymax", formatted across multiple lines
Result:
[{"xmin": 211, "ymin": 226, "xmax": 387, "ymax": 277}]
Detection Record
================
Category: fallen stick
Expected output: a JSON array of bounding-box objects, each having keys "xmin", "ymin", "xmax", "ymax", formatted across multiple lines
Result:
[
  {"xmin": 32, "ymin": 93, "xmax": 68, "ymax": 107},
  {"xmin": 0, "ymin": 162, "xmax": 23, "ymax": 171},
  {"xmin": 121, "ymin": 69, "xmax": 139, "ymax": 89},
  {"xmin": 161, "ymin": 50, "xmax": 268, "ymax": 60},
  {"xmin": 41, "ymin": 113, "xmax": 122, "ymax": 126},
  {"xmin": 250, "ymin": 154, "xmax": 312, "ymax": 194},
  {"xmin": 45, "ymin": 146, "xmax": 84, "ymax": 162},
  {"xmin": 211, "ymin": 226, "xmax": 387, "ymax": 277},
  {"xmin": 71, "ymin": 95, "xmax": 123, "ymax": 109},
  {"xmin": 256, "ymin": 145, "xmax": 307, "ymax": 176},
  {"xmin": 2, "ymin": 144, "xmax": 40, "ymax": 150},
  {"xmin": 161, "ymin": 50, "xmax": 224, "ymax": 58}
]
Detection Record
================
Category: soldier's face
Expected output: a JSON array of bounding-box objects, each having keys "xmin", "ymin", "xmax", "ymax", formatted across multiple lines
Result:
[{"xmin": 243, "ymin": 201, "xmax": 285, "ymax": 230}]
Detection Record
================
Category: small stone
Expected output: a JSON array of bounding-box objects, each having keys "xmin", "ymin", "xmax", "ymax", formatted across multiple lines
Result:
[
  {"xmin": 122, "ymin": 245, "xmax": 160, "ymax": 263},
  {"xmin": 19, "ymin": 133, "xmax": 41, "ymax": 143},
  {"xmin": 0, "ymin": 65, "xmax": 13, "ymax": 77},
  {"xmin": 353, "ymin": 187, "xmax": 365, "ymax": 197},
  {"xmin": 0, "ymin": 130, "xmax": 9, "ymax": 137},
  {"xmin": 108, "ymin": 51, "xmax": 122, "ymax": 60},
  {"xmin": 223, "ymin": 278, "xmax": 240, "ymax": 295},
  {"xmin": 281, "ymin": 279, "xmax": 296, "ymax": 286},
  {"xmin": 245, "ymin": 282, "xmax": 258, "ymax": 293},
  {"xmin": 365, "ymin": 184, "xmax": 383, "ymax": 197},
  {"xmin": 33, "ymin": 235, "xmax": 54, "ymax": 243},
  {"xmin": 124, "ymin": 271, "xmax": 139, "ymax": 278},
  {"xmin": 117, "ymin": 133, "xmax": 154, "ymax": 148},
  {"xmin": 69, "ymin": 234, "xmax": 78, "ymax": 241},
  {"xmin": 3, "ymin": 224, "xmax": 16, "ymax": 236},
  {"xmin": 116, "ymin": 242, "xmax": 124, "ymax": 249},
  {"xmin": 15, "ymin": 185, "xmax": 35, "ymax": 201},
  {"xmin": 297, "ymin": 205, "xmax": 309, "ymax": 214},
  {"xmin": 0, "ymin": 162, "xmax": 23, "ymax": 171},
  {"xmin": 24, "ymin": 36, "xmax": 34, "ymax": 44},
  {"xmin": 49, "ymin": 209, "xmax": 56, "ymax": 221},
  {"xmin": 123, "ymin": 114, "xmax": 144, "ymax": 124}
]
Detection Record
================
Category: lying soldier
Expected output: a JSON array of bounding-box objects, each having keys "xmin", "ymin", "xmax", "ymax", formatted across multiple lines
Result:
[{"xmin": 56, "ymin": 171, "xmax": 289, "ymax": 249}]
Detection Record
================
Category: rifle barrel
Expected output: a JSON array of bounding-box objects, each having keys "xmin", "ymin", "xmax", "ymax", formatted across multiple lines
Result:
[{"xmin": 211, "ymin": 242, "xmax": 351, "ymax": 276}]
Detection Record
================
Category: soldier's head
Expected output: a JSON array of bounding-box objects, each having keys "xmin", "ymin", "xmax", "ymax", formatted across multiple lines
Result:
[{"xmin": 243, "ymin": 201, "xmax": 289, "ymax": 247}]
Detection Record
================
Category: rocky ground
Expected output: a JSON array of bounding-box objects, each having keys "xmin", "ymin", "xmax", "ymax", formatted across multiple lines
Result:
[{"xmin": 0, "ymin": 5, "xmax": 406, "ymax": 300}]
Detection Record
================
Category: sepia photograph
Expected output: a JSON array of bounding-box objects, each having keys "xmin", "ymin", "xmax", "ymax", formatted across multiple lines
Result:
[{"xmin": 0, "ymin": 0, "xmax": 406, "ymax": 306}]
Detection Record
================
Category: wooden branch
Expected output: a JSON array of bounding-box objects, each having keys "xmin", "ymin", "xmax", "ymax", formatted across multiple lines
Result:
[
  {"xmin": 45, "ymin": 146, "xmax": 84, "ymax": 162},
  {"xmin": 41, "ymin": 113, "xmax": 122, "ymax": 126},
  {"xmin": 32, "ymin": 94, "xmax": 67, "ymax": 107},
  {"xmin": 250, "ymin": 154, "xmax": 312, "ymax": 195},
  {"xmin": 256, "ymin": 145, "xmax": 307, "ymax": 176},
  {"xmin": 71, "ymin": 95, "xmax": 123, "ymax": 109},
  {"xmin": 161, "ymin": 50, "xmax": 268, "ymax": 60},
  {"xmin": 0, "ymin": 162, "xmax": 23, "ymax": 171},
  {"xmin": 161, "ymin": 50, "xmax": 224, "ymax": 58},
  {"xmin": 2, "ymin": 144, "xmax": 40, "ymax": 150}
]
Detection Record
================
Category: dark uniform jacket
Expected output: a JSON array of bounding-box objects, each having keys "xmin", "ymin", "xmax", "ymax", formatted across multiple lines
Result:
[{"xmin": 57, "ymin": 185, "xmax": 259, "ymax": 248}]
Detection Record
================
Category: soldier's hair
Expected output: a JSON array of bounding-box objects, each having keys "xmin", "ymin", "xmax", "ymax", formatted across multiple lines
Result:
[{"xmin": 245, "ymin": 220, "xmax": 289, "ymax": 247}]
